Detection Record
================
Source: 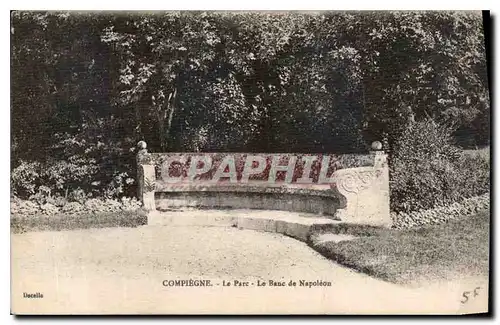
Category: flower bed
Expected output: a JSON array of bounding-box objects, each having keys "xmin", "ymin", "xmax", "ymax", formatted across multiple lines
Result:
[
  {"xmin": 391, "ymin": 193, "xmax": 490, "ymax": 229},
  {"xmin": 10, "ymin": 196, "xmax": 142, "ymax": 219}
]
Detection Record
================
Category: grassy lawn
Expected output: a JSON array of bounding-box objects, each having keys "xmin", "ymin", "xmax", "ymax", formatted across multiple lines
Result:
[
  {"xmin": 309, "ymin": 210, "xmax": 490, "ymax": 286},
  {"xmin": 11, "ymin": 210, "xmax": 148, "ymax": 234}
]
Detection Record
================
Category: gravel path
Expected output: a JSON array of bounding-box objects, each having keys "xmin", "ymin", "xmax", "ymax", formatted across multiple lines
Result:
[{"xmin": 11, "ymin": 225, "xmax": 488, "ymax": 314}]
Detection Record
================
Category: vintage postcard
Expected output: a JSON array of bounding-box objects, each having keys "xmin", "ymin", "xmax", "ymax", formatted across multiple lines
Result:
[{"xmin": 10, "ymin": 10, "xmax": 490, "ymax": 315}]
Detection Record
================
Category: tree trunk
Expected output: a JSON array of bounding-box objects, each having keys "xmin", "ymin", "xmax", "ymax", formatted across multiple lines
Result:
[
  {"xmin": 135, "ymin": 103, "xmax": 142, "ymax": 141},
  {"xmin": 165, "ymin": 87, "xmax": 177, "ymax": 150},
  {"xmin": 158, "ymin": 87, "xmax": 177, "ymax": 152}
]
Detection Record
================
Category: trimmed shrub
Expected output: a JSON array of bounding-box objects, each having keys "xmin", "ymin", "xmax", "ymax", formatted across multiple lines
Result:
[
  {"xmin": 11, "ymin": 160, "xmax": 42, "ymax": 197},
  {"xmin": 390, "ymin": 118, "xmax": 490, "ymax": 213},
  {"xmin": 11, "ymin": 121, "xmax": 137, "ymax": 201}
]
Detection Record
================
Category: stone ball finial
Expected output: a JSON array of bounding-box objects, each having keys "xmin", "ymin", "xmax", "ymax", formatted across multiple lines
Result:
[
  {"xmin": 371, "ymin": 141, "xmax": 383, "ymax": 151},
  {"xmin": 137, "ymin": 141, "xmax": 147, "ymax": 150}
]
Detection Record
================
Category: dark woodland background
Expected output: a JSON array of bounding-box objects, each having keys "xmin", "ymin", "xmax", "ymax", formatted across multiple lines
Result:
[{"xmin": 10, "ymin": 11, "xmax": 490, "ymax": 214}]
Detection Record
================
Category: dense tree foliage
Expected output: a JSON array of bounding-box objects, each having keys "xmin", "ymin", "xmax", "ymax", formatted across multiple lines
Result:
[{"xmin": 11, "ymin": 11, "xmax": 489, "ymax": 199}]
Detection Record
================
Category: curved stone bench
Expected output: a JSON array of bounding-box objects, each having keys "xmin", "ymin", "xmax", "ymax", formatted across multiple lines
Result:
[{"xmin": 136, "ymin": 143, "xmax": 392, "ymax": 228}]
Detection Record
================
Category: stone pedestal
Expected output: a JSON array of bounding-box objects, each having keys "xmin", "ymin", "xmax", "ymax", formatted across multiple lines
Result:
[
  {"xmin": 136, "ymin": 141, "xmax": 156, "ymax": 211},
  {"xmin": 331, "ymin": 149, "xmax": 391, "ymax": 227}
]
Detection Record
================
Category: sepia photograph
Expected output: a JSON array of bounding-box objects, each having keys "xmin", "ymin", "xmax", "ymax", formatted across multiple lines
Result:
[{"xmin": 10, "ymin": 10, "xmax": 491, "ymax": 315}]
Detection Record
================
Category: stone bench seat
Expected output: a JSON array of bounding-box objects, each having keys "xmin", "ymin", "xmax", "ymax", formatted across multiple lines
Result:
[
  {"xmin": 154, "ymin": 181, "xmax": 337, "ymax": 197},
  {"xmin": 147, "ymin": 209, "xmax": 343, "ymax": 242}
]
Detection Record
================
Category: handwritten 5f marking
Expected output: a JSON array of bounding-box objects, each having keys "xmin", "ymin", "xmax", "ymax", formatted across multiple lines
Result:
[{"xmin": 461, "ymin": 287, "xmax": 481, "ymax": 304}]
